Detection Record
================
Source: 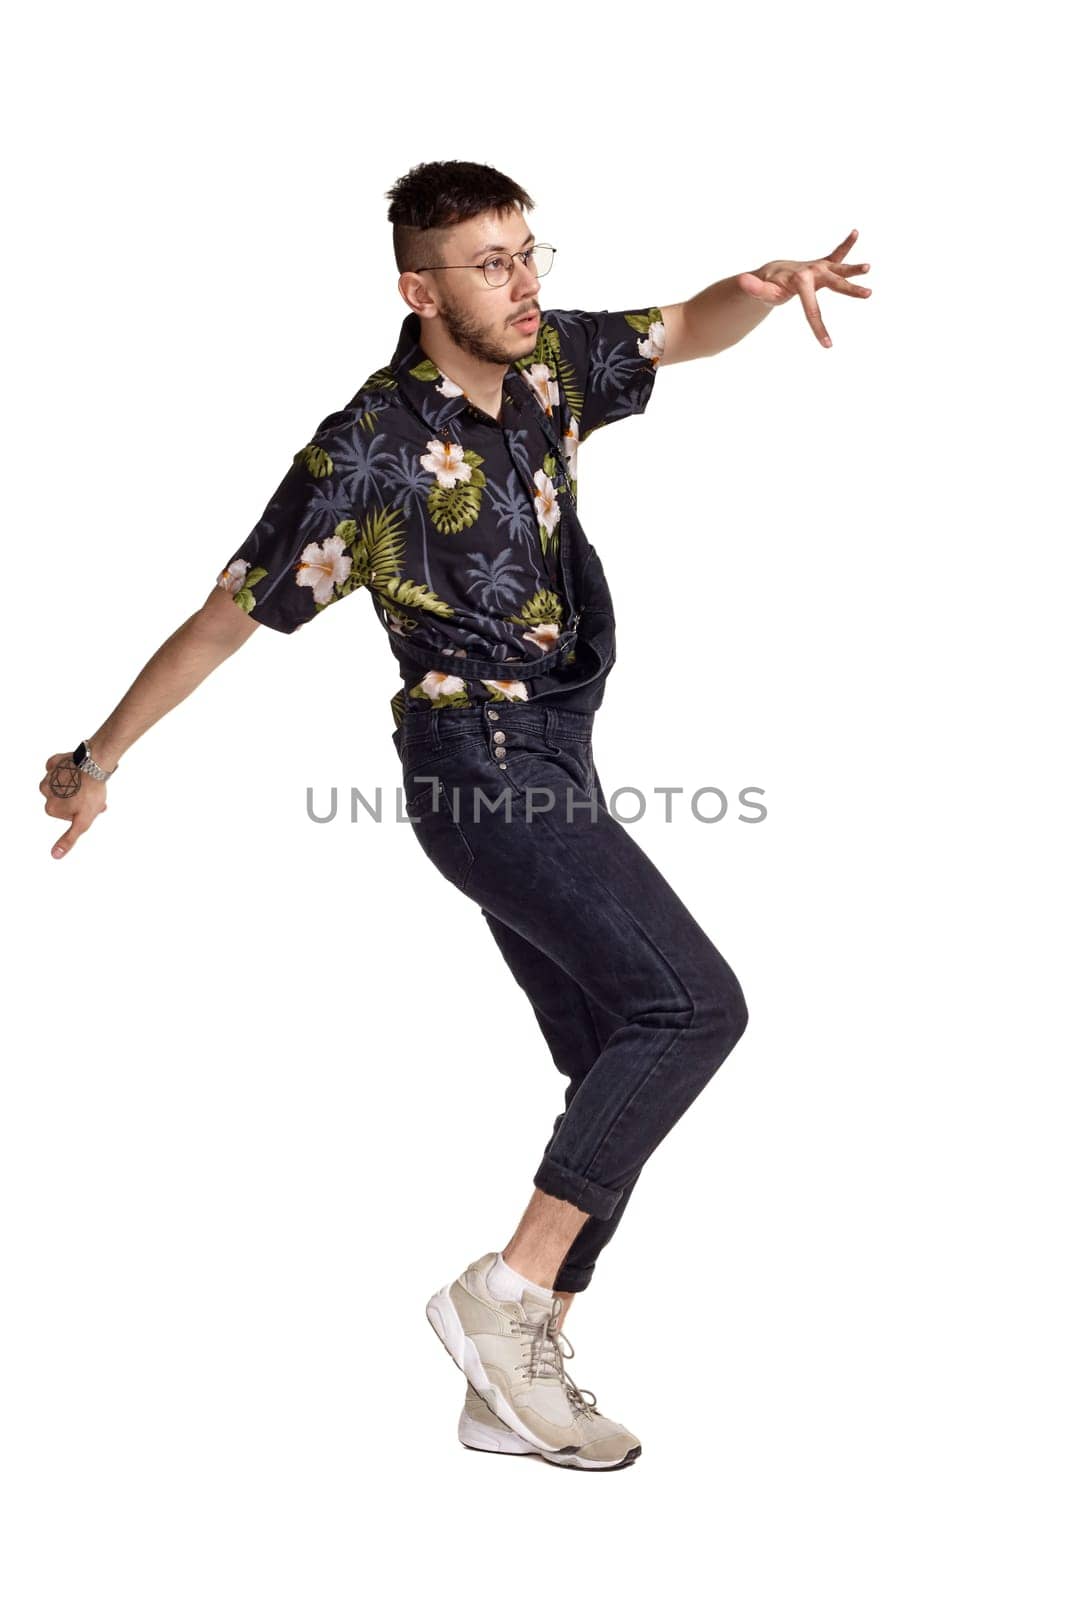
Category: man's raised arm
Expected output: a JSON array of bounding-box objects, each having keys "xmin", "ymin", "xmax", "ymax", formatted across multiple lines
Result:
[{"xmin": 657, "ymin": 228, "xmax": 872, "ymax": 362}]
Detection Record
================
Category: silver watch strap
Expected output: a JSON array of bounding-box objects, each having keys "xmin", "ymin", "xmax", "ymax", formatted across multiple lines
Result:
[{"xmin": 75, "ymin": 741, "xmax": 118, "ymax": 781}]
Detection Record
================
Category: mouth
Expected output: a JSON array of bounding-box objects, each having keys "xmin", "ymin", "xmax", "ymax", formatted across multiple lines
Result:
[{"xmin": 512, "ymin": 311, "xmax": 540, "ymax": 333}]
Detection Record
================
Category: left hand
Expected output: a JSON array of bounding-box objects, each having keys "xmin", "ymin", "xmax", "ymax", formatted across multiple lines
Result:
[{"xmin": 738, "ymin": 229, "xmax": 872, "ymax": 347}]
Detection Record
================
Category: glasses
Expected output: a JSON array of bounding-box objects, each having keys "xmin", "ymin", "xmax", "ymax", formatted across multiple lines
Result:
[{"xmin": 412, "ymin": 243, "xmax": 556, "ymax": 288}]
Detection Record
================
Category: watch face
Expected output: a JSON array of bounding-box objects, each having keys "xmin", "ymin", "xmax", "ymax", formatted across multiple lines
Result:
[{"xmin": 73, "ymin": 741, "xmax": 87, "ymax": 765}]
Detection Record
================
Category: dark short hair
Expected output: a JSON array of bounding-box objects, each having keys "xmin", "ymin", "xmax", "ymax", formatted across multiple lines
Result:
[{"xmin": 385, "ymin": 160, "xmax": 535, "ymax": 274}]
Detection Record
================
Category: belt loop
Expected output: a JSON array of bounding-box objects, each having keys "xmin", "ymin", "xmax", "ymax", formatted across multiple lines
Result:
[{"xmin": 545, "ymin": 706, "xmax": 557, "ymax": 742}]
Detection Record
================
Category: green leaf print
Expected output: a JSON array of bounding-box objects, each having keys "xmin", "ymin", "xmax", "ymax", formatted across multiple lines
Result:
[
  {"xmin": 625, "ymin": 306, "xmax": 663, "ymax": 334},
  {"xmin": 320, "ymin": 507, "xmax": 402, "ymax": 603},
  {"xmin": 425, "ymin": 447, "xmax": 487, "ymax": 534},
  {"xmin": 294, "ymin": 443, "xmax": 334, "ymax": 479},
  {"xmin": 515, "ymin": 320, "xmax": 560, "ymax": 378},
  {"xmin": 427, "ymin": 479, "xmax": 482, "ymax": 534},
  {"xmin": 515, "ymin": 321, "xmax": 582, "ymax": 423},
  {"xmin": 230, "ymin": 565, "xmax": 268, "ymax": 613},
  {"xmin": 343, "ymin": 504, "xmax": 406, "ymax": 575},
  {"xmin": 507, "ymin": 588, "xmax": 564, "ymax": 628},
  {"xmin": 363, "ymin": 366, "xmax": 399, "ymax": 391},
  {"xmin": 377, "ymin": 577, "xmax": 455, "ymax": 618}
]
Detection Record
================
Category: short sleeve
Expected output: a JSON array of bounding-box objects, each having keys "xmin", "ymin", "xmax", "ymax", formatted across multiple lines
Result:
[
  {"xmin": 214, "ymin": 421, "xmax": 363, "ymax": 634},
  {"xmin": 543, "ymin": 306, "xmax": 666, "ymax": 443}
]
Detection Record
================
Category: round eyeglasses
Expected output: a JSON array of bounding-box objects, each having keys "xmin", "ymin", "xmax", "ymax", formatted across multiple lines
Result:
[{"xmin": 412, "ymin": 243, "xmax": 556, "ymax": 289}]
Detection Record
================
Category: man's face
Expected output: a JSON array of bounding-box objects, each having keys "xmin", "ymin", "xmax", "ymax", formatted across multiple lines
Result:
[{"xmin": 427, "ymin": 208, "xmax": 543, "ymax": 367}]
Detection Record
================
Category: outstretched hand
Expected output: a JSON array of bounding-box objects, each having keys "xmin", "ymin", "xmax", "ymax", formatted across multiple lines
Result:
[
  {"xmin": 738, "ymin": 229, "xmax": 872, "ymax": 347},
  {"xmin": 39, "ymin": 753, "xmax": 109, "ymax": 858}
]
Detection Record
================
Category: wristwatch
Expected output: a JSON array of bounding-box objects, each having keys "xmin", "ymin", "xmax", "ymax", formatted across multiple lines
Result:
[{"xmin": 72, "ymin": 740, "xmax": 119, "ymax": 781}]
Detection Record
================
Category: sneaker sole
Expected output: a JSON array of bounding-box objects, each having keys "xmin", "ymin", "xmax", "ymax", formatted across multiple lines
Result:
[
  {"xmin": 457, "ymin": 1410, "xmax": 642, "ymax": 1470},
  {"xmin": 426, "ymin": 1283, "xmax": 581, "ymax": 1455}
]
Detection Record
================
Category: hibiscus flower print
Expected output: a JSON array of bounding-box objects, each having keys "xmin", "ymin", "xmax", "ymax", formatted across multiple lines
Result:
[
  {"xmin": 217, "ymin": 558, "xmax": 250, "ymax": 593},
  {"xmin": 522, "ymin": 621, "xmax": 560, "ymax": 652},
  {"xmin": 560, "ymin": 417, "xmax": 579, "ymax": 481},
  {"xmin": 638, "ymin": 317, "xmax": 666, "ymax": 365},
  {"xmin": 481, "ymin": 679, "xmax": 529, "ymax": 701},
  {"xmin": 533, "ymin": 469, "xmax": 561, "ymax": 538},
  {"xmin": 419, "ymin": 438, "xmax": 472, "ymax": 488},
  {"xmin": 419, "ymin": 671, "xmax": 467, "ymax": 700},
  {"xmin": 520, "ymin": 361, "xmax": 560, "ymax": 415},
  {"xmin": 296, "ymin": 535, "xmax": 352, "ymax": 605}
]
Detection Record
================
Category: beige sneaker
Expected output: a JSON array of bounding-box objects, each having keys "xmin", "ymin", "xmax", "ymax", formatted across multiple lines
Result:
[
  {"xmin": 426, "ymin": 1251, "xmax": 592, "ymax": 1454},
  {"xmin": 458, "ymin": 1380, "xmax": 642, "ymax": 1470}
]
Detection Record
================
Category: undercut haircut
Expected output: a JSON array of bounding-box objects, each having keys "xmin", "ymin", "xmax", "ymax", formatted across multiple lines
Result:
[{"xmin": 385, "ymin": 160, "xmax": 536, "ymax": 275}]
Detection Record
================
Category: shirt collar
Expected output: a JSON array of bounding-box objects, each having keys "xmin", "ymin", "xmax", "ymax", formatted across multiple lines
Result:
[{"xmin": 388, "ymin": 310, "xmax": 529, "ymax": 432}]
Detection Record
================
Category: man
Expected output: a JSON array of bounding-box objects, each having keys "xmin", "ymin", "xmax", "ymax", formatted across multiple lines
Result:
[{"xmin": 40, "ymin": 160, "xmax": 871, "ymax": 1472}]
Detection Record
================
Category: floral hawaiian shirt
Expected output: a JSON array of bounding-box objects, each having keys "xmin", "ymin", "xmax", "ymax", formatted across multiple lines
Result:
[{"xmin": 215, "ymin": 303, "xmax": 666, "ymax": 730}]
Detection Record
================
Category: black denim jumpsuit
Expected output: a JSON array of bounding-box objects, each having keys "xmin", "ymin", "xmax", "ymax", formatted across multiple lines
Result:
[{"xmin": 389, "ymin": 398, "xmax": 749, "ymax": 1293}]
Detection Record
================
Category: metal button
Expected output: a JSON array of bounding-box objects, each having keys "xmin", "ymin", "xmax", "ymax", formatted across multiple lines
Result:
[
  {"xmin": 493, "ymin": 731, "xmax": 505, "ymax": 743},
  {"xmin": 494, "ymin": 747, "xmax": 506, "ymax": 760},
  {"xmin": 487, "ymin": 709, "xmax": 499, "ymax": 721},
  {"xmin": 499, "ymin": 762, "xmax": 507, "ymax": 769}
]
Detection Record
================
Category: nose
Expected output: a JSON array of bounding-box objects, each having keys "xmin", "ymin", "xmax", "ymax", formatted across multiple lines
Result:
[{"xmin": 510, "ymin": 254, "xmax": 541, "ymax": 298}]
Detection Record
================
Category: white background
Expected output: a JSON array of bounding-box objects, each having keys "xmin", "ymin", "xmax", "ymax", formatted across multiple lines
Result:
[{"xmin": 3, "ymin": 1, "xmax": 1062, "ymax": 1594}]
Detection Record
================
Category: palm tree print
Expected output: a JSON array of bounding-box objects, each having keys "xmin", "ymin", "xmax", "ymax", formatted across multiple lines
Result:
[{"xmin": 464, "ymin": 548, "xmax": 531, "ymax": 612}]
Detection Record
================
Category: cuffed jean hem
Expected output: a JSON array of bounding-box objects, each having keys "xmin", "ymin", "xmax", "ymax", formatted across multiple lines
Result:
[
  {"xmin": 552, "ymin": 1263, "xmax": 595, "ymax": 1293},
  {"xmin": 533, "ymin": 1154, "xmax": 624, "ymax": 1221}
]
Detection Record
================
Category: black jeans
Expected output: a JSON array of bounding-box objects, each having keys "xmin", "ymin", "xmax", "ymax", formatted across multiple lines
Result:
[{"xmin": 393, "ymin": 699, "xmax": 748, "ymax": 1293}]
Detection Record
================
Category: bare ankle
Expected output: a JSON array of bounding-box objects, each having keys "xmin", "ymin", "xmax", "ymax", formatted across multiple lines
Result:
[{"xmin": 501, "ymin": 1188, "xmax": 591, "ymax": 1292}]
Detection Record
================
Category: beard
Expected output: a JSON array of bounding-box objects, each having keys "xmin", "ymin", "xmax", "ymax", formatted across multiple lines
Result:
[{"xmin": 435, "ymin": 291, "xmax": 534, "ymax": 366}]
